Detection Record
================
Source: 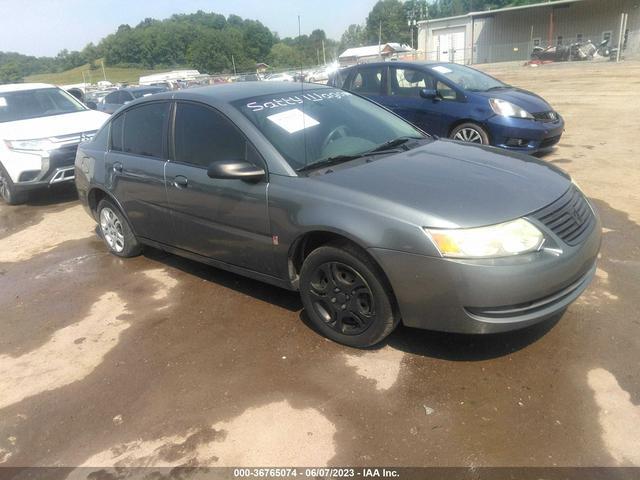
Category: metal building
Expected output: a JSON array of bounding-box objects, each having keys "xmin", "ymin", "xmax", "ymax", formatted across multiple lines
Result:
[{"xmin": 417, "ymin": 0, "xmax": 639, "ymax": 64}]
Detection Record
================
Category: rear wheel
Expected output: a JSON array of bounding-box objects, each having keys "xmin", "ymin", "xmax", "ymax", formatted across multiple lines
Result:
[
  {"xmin": 299, "ymin": 242, "xmax": 399, "ymax": 348},
  {"xmin": 97, "ymin": 199, "xmax": 142, "ymax": 257},
  {"xmin": 450, "ymin": 122, "xmax": 490, "ymax": 145},
  {"xmin": 0, "ymin": 163, "xmax": 28, "ymax": 205}
]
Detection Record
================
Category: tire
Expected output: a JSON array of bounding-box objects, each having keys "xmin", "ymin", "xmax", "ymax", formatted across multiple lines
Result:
[
  {"xmin": 299, "ymin": 241, "xmax": 399, "ymax": 348},
  {"xmin": 0, "ymin": 163, "xmax": 28, "ymax": 205},
  {"xmin": 97, "ymin": 199, "xmax": 142, "ymax": 258},
  {"xmin": 450, "ymin": 122, "xmax": 490, "ymax": 145}
]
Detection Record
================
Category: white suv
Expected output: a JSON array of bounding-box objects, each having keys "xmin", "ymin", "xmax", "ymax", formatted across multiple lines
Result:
[{"xmin": 0, "ymin": 83, "xmax": 109, "ymax": 204}]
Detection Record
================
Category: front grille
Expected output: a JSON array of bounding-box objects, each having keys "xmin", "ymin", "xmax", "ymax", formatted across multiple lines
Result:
[
  {"xmin": 532, "ymin": 111, "xmax": 559, "ymax": 122},
  {"xmin": 531, "ymin": 186, "xmax": 594, "ymax": 246},
  {"xmin": 539, "ymin": 135, "xmax": 561, "ymax": 149}
]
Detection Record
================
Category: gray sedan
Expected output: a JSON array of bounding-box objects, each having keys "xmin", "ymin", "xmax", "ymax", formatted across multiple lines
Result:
[{"xmin": 75, "ymin": 82, "xmax": 601, "ymax": 347}]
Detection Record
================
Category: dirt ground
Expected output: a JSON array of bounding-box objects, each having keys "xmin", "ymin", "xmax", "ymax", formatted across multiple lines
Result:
[{"xmin": 1, "ymin": 60, "xmax": 639, "ymax": 474}]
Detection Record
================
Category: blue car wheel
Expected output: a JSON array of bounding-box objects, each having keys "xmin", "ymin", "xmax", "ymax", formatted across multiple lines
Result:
[{"xmin": 450, "ymin": 122, "xmax": 490, "ymax": 145}]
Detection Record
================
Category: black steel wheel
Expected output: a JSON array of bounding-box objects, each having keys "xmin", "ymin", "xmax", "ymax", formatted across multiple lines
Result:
[{"xmin": 300, "ymin": 242, "xmax": 399, "ymax": 347}]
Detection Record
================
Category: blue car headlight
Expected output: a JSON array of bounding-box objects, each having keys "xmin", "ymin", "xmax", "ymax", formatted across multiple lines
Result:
[{"xmin": 489, "ymin": 98, "xmax": 533, "ymax": 119}]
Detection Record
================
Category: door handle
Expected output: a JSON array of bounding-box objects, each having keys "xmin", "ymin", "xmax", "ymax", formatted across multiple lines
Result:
[
  {"xmin": 173, "ymin": 175, "xmax": 189, "ymax": 188},
  {"xmin": 113, "ymin": 162, "xmax": 123, "ymax": 173}
]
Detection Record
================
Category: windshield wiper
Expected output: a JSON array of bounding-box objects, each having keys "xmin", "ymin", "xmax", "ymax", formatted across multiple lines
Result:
[
  {"xmin": 486, "ymin": 85, "xmax": 511, "ymax": 91},
  {"xmin": 369, "ymin": 136, "xmax": 423, "ymax": 153},
  {"xmin": 297, "ymin": 148, "xmax": 407, "ymax": 173}
]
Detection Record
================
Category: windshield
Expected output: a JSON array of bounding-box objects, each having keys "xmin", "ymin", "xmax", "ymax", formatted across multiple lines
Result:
[
  {"xmin": 233, "ymin": 87, "xmax": 426, "ymax": 171},
  {"xmin": 429, "ymin": 64, "xmax": 508, "ymax": 92},
  {"xmin": 0, "ymin": 87, "xmax": 86, "ymax": 123}
]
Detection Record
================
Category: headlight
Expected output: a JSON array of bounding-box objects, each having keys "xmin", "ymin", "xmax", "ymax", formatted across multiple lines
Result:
[
  {"xmin": 425, "ymin": 218, "xmax": 544, "ymax": 258},
  {"xmin": 489, "ymin": 98, "xmax": 533, "ymax": 119},
  {"xmin": 5, "ymin": 138, "xmax": 56, "ymax": 153}
]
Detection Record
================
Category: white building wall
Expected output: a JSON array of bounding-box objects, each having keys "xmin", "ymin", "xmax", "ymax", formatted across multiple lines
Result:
[{"xmin": 419, "ymin": 0, "xmax": 640, "ymax": 64}]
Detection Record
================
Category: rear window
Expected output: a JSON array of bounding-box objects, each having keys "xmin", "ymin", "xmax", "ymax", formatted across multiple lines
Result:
[{"xmin": 0, "ymin": 88, "xmax": 86, "ymax": 123}]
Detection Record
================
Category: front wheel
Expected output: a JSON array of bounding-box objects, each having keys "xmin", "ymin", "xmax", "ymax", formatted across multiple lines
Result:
[
  {"xmin": 97, "ymin": 199, "xmax": 142, "ymax": 257},
  {"xmin": 299, "ymin": 242, "xmax": 399, "ymax": 348},
  {"xmin": 450, "ymin": 122, "xmax": 490, "ymax": 145},
  {"xmin": 0, "ymin": 163, "xmax": 28, "ymax": 205}
]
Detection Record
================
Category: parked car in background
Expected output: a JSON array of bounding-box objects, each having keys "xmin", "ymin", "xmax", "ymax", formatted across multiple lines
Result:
[
  {"xmin": 329, "ymin": 61, "xmax": 564, "ymax": 154},
  {"xmin": 0, "ymin": 83, "xmax": 109, "ymax": 204},
  {"xmin": 235, "ymin": 74, "xmax": 260, "ymax": 82},
  {"xmin": 264, "ymin": 72, "xmax": 295, "ymax": 82},
  {"xmin": 98, "ymin": 86, "xmax": 167, "ymax": 114},
  {"xmin": 76, "ymin": 82, "xmax": 599, "ymax": 347},
  {"xmin": 307, "ymin": 68, "xmax": 329, "ymax": 83}
]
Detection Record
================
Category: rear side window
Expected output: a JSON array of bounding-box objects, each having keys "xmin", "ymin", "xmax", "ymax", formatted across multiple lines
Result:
[
  {"xmin": 104, "ymin": 91, "xmax": 122, "ymax": 104},
  {"xmin": 110, "ymin": 114, "xmax": 124, "ymax": 151},
  {"xmin": 174, "ymin": 103, "xmax": 247, "ymax": 168},
  {"xmin": 122, "ymin": 102, "xmax": 169, "ymax": 158},
  {"xmin": 348, "ymin": 66, "xmax": 385, "ymax": 95}
]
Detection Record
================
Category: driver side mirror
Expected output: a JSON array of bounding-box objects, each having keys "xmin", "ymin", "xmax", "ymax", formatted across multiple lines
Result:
[
  {"xmin": 207, "ymin": 160, "xmax": 265, "ymax": 182},
  {"xmin": 419, "ymin": 88, "xmax": 440, "ymax": 100},
  {"xmin": 85, "ymin": 101, "xmax": 98, "ymax": 110}
]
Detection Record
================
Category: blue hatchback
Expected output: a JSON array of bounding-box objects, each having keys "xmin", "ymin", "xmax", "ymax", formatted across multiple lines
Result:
[{"xmin": 329, "ymin": 61, "xmax": 564, "ymax": 154}]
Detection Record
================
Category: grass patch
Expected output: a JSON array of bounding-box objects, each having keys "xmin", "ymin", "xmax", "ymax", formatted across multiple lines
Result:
[{"xmin": 25, "ymin": 62, "xmax": 172, "ymax": 85}]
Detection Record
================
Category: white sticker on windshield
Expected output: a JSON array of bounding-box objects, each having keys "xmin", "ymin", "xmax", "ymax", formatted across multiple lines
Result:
[
  {"xmin": 0, "ymin": 97, "xmax": 6, "ymax": 107},
  {"xmin": 432, "ymin": 65, "xmax": 452, "ymax": 74},
  {"xmin": 267, "ymin": 108, "xmax": 319, "ymax": 134}
]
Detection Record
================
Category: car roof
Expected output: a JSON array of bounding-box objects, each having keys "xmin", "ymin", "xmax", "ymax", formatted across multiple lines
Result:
[{"xmin": 0, "ymin": 83, "xmax": 55, "ymax": 93}]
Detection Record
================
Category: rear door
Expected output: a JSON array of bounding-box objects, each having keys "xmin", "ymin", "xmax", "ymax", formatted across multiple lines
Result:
[
  {"xmin": 345, "ymin": 64, "xmax": 388, "ymax": 105},
  {"xmin": 106, "ymin": 101, "xmax": 173, "ymax": 244},
  {"xmin": 164, "ymin": 101, "xmax": 273, "ymax": 274}
]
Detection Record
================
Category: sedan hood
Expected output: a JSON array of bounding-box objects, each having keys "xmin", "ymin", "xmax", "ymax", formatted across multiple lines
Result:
[
  {"xmin": 475, "ymin": 87, "xmax": 552, "ymax": 113},
  {"xmin": 312, "ymin": 139, "xmax": 571, "ymax": 229},
  {"xmin": 0, "ymin": 110, "xmax": 109, "ymax": 140}
]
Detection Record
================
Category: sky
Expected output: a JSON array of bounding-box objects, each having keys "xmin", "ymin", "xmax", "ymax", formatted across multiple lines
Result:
[{"xmin": 0, "ymin": 0, "xmax": 379, "ymax": 57}]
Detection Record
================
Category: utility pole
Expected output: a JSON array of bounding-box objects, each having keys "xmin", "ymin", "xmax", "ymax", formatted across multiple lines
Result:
[
  {"xmin": 322, "ymin": 39, "xmax": 326, "ymax": 65},
  {"xmin": 232, "ymin": 54, "xmax": 237, "ymax": 75},
  {"xmin": 378, "ymin": 20, "xmax": 382, "ymax": 60},
  {"xmin": 101, "ymin": 59, "xmax": 107, "ymax": 82}
]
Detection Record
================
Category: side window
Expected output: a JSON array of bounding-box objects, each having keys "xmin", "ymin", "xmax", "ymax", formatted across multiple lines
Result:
[
  {"xmin": 174, "ymin": 103, "xmax": 248, "ymax": 168},
  {"xmin": 390, "ymin": 68, "xmax": 434, "ymax": 97},
  {"xmin": 121, "ymin": 92, "xmax": 133, "ymax": 103},
  {"xmin": 104, "ymin": 91, "xmax": 120, "ymax": 104},
  {"xmin": 110, "ymin": 114, "xmax": 124, "ymax": 151},
  {"xmin": 436, "ymin": 81, "xmax": 458, "ymax": 101},
  {"xmin": 349, "ymin": 66, "xmax": 384, "ymax": 95},
  {"xmin": 122, "ymin": 102, "xmax": 169, "ymax": 158}
]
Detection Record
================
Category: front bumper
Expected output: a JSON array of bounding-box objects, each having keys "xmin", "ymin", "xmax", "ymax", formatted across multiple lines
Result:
[
  {"xmin": 369, "ymin": 211, "xmax": 601, "ymax": 334},
  {"xmin": 487, "ymin": 114, "xmax": 565, "ymax": 153},
  {"xmin": 8, "ymin": 145, "xmax": 78, "ymax": 192}
]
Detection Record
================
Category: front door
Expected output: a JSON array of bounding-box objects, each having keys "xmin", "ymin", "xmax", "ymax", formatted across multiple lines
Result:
[
  {"xmin": 164, "ymin": 101, "xmax": 273, "ymax": 275},
  {"xmin": 106, "ymin": 101, "xmax": 173, "ymax": 244},
  {"xmin": 387, "ymin": 66, "xmax": 440, "ymax": 134}
]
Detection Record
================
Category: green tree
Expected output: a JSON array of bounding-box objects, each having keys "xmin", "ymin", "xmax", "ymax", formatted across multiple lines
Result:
[
  {"xmin": 0, "ymin": 62, "xmax": 23, "ymax": 84},
  {"xmin": 340, "ymin": 24, "xmax": 367, "ymax": 50},
  {"xmin": 266, "ymin": 43, "xmax": 303, "ymax": 68},
  {"xmin": 365, "ymin": 0, "xmax": 411, "ymax": 45}
]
